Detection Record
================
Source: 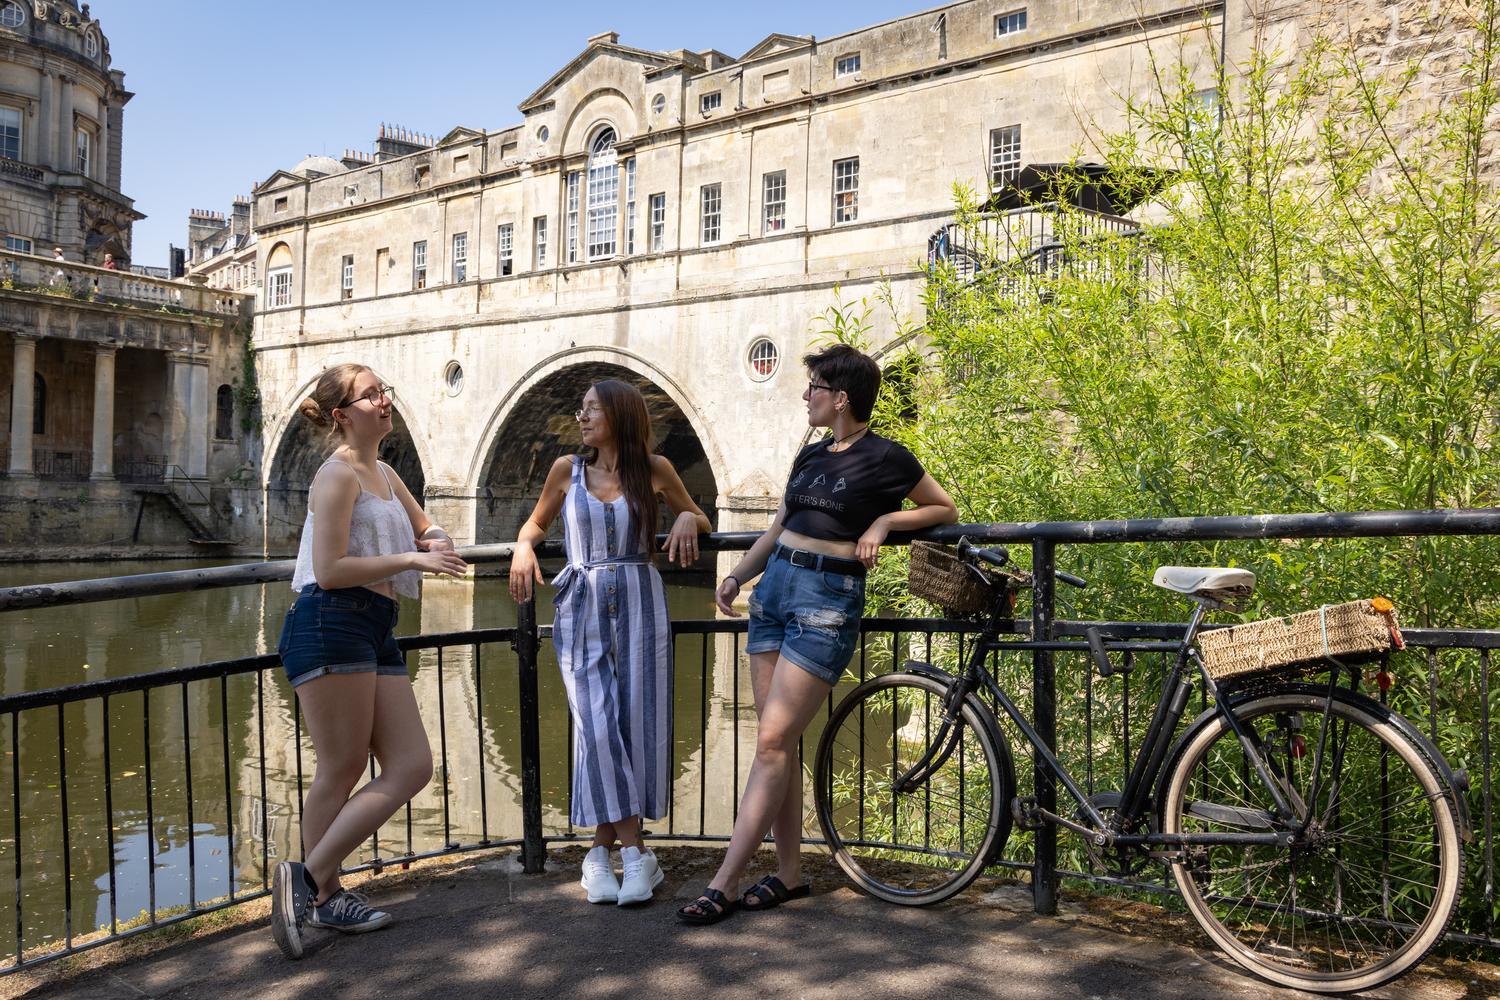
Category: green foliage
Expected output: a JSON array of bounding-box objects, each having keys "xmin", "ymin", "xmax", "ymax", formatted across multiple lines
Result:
[
  {"xmin": 845, "ymin": 5, "xmax": 1500, "ymax": 938},
  {"xmin": 235, "ymin": 329, "xmax": 261, "ymax": 436},
  {"xmin": 870, "ymin": 7, "xmax": 1500, "ymax": 632}
]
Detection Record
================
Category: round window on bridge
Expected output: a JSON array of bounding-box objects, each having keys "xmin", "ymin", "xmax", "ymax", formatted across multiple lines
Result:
[
  {"xmin": 444, "ymin": 361, "xmax": 464, "ymax": 397},
  {"xmin": 747, "ymin": 338, "xmax": 780, "ymax": 382}
]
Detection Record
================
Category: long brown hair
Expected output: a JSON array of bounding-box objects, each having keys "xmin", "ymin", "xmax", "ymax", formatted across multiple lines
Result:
[{"xmin": 584, "ymin": 379, "xmax": 657, "ymax": 553}]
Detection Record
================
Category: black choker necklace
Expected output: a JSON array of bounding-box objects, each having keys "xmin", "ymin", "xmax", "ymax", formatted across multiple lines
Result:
[{"xmin": 831, "ymin": 425, "xmax": 868, "ymax": 450}]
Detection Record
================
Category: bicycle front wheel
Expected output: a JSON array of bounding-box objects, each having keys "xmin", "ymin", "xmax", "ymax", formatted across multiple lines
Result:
[
  {"xmin": 1161, "ymin": 688, "xmax": 1464, "ymax": 994},
  {"xmin": 814, "ymin": 671, "xmax": 1012, "ymax": 906}
]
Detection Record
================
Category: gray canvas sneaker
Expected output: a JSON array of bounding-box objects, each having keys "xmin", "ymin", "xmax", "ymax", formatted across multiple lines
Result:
[
  {"xmin": 271, "ymin": 861, "xmax": 316, "ymax": 959},
  {"xmin": 306, "ymin": 890, "xmax": 393, "ymax": 933}
]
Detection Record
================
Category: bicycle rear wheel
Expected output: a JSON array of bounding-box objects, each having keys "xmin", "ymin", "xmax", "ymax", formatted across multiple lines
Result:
[
  {"xmin": 1161, "ymin": 688, "xmax": 1463, "ymax": 993},
  {"xmin": 814, "ymin": 671, "xmax": 1012, "ymax": 905}
]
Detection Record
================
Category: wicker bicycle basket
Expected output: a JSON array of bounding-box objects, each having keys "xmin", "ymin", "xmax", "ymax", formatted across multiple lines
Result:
[
  {"xmin": 908, "ymin": 541, "xmax": 1015, "ymax": 616},
  {"xmin": 1197, "ymin": 599, "xmax": 1402, "ymax": 682}
]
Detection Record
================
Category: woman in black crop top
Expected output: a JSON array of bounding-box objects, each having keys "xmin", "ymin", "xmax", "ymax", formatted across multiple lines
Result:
[{"xmin": 678, "ymin": 344, "xmax": 958, "ymax": 924}]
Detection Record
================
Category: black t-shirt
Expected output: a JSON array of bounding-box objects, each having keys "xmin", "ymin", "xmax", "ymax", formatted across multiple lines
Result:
[{"xmin": 781, "ymin": 431, "xmax": 926, "ymax": 542}]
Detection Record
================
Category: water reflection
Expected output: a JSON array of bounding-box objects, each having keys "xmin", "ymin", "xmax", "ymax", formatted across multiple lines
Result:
[{"xmin": 3, "ymin": 560, "xmax": 845, "ymax": 960}]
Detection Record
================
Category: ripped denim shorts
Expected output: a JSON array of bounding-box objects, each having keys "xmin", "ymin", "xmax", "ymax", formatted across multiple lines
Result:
[{"xmin": 745, "ymin": 547, "xmax": 866, "ymax": 685}]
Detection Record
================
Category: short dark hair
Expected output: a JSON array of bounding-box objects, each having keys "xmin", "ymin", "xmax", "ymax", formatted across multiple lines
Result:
[{"xmin": 804, "ymin": 343, "xmax": 881, "ymax": 421}]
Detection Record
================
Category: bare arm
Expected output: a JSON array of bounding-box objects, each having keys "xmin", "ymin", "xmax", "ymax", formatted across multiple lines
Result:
[
  {"xmin": 651, "ymin": 455, "xmax": 712, "ymax": 532},
  {"xmin": 854, "ymin": 473, "xmax": 959, "ymax": 567},
  {"xmin": 508, "ymin": 456, "xmax": 574, "ymax": 602},
  {"xmin": 652, "ymin": 454, "xmax": 711, "ymax": 567},
  {"xmin": 383, "ymin": 461, "xmax": 452, "ymax": 550},
  {"xmin": 714, "ymin": 502, "xmax": 788, "ymax": 616}
]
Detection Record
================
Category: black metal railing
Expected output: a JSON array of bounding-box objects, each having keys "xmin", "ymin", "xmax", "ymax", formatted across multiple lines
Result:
[
  {"xmin": 927, "ymin": 203, "xmax": 1165, "ymax": 305},
  {"xmin": 2, "ymin": 510, "xmax": 1499, "ymax": 975},
  {"xmin": 31, "ymin": 449, "xmax": 90, "ymax": 481},
  {"xmin": 117, "ymin": 455, "xmax": 166, "ymax": 484}
]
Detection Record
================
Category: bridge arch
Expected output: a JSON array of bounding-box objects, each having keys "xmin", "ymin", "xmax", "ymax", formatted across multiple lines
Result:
[
  {"xmin": 470, "ymin": 348, "xmax": 724, "ymax": 545},
  {"xmin": 262, "ymin": 365, "xmax": 433, "ymax": 555}
]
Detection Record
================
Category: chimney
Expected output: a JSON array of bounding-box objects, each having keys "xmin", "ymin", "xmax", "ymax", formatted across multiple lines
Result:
[
  {"xmin": 230, "ymin": 196, "xmax": 252, "ymax": 239},
  {"xmin": 187, "ymin": 209, "xmax": 227, "ymax": 261}
]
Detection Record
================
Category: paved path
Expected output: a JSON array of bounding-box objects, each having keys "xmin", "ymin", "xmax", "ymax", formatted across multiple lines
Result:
[{"xmin": 6, "ymin": 848, "xmax": 1495, "ymax": 1000}]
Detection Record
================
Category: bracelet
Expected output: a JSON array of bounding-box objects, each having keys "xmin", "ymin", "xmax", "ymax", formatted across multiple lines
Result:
[{"xmin": 724, "ymin": 574, "xmax": 741, "ymax": 589}]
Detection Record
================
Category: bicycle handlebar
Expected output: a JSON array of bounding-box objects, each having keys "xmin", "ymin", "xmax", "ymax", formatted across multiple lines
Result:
[{"xmin": 956, "ymin": 536, "xmax": 1088, "ymax": 588}]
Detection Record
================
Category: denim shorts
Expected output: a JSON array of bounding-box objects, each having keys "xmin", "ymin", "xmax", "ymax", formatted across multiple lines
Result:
[
  {"xmin": 745, "ymin": 549, "xmax": 866, "ymax": 685},
  {"xmin": 277, "ymin": 584, "xmax": 405, "ymax": 688}
]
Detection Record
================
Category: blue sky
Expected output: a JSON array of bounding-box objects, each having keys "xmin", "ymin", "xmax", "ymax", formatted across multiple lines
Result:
[{"xmin": 104, "ymin": 0, "xmax": 928, "ymax": 267}]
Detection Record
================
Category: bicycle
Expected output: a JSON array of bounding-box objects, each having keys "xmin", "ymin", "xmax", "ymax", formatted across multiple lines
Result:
[{"xmin": 813, "ymin": 539, "xmax": 1470, "ymax": 994}]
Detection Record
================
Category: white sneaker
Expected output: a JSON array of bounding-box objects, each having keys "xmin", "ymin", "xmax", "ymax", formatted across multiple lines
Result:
[
  {"xmin": 616, "ymin": 846, "xmax": 663, "ymax": 906},
  {"xmin": 581, "ymin": 845, "xmax": 619, "ymax": 904}
]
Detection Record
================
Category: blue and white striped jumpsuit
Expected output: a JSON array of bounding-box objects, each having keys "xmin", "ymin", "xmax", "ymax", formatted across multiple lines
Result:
[{"xmin": 551, "ymin": 456, "xmax": 671, "ymax": 827}]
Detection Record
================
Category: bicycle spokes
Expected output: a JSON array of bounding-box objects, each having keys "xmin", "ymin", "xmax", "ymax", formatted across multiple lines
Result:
[{"xmin": 1165, "ymin": 692, "xmax": 1461, "ymax": 990}]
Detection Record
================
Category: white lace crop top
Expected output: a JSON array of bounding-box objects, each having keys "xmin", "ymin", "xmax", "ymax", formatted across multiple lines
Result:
[{"xmin": 290, "ymin": 459, "xmax": 421, "ymax": 599}]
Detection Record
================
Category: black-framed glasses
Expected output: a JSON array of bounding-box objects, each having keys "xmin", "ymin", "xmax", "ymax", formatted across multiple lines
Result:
[
  {"xmin": 807, "ymin": 381, "xmax": 836, "ymax": 394},
  {"xmin": 342, "ymin": 385, "xmax": 394, "ymax": 407}
]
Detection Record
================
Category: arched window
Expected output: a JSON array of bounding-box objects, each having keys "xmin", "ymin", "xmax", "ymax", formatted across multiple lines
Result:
[
  {"xmin": 215, "ymin": 384, "xmax": 234, "ymax": 440},
  {"xmin": 585, "ymin": 127, "xmax": 618, "ymax": 259},
  {"xmin": 266, "ymin": 241, "xmax": 293, "ymax": 307},
  {"xmin": 32, "ymin": 372, "xmax": 44, "ymax": 435}
]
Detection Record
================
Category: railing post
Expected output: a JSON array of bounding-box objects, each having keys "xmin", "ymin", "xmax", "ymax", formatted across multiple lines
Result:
[
  {"xmin": 1030, "ymin": 537, "xmax": 1058, "ymax": 915},
  {"xmin": 515, "ymin": 597, "xmax": 547, "ymax": 874}
]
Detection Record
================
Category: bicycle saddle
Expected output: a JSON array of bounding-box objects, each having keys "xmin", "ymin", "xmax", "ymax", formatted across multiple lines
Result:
[{"xmin": 1152, "ymin": 566, "xmax": 1256, "ymax": 606}]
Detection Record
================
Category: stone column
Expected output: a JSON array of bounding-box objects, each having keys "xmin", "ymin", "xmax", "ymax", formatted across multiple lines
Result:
[
  {"xmin": 90, "ymin": 345, "xmax": 116, "ymax": 480},
  {"xmin": 165, "ymin": 352, "xmax": 210, "ymax": 479},
  {"xmin": 35, "ymin": 70, "xmax": 51, "ymax": 166},
  {"xmin": 7, "ymin": 334, "xmax": 38, "ymax": 476}
]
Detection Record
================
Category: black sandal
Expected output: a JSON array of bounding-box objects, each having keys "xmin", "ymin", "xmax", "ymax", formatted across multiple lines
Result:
[
  {"xmin": 741, "ymin": 875, "xmax": 812, "ymax": 912},
  {"xmin": 677, "ymin": 887, "xmax": 737, "ymax": 925}
]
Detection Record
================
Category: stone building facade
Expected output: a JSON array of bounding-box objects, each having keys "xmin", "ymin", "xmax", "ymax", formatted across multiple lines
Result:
[
  {"xmin": 0, "ymin": 1, "xmax": 257, "ymax": 560},
  {"xmin": 186, "ymin": 196, "xmax": 258, "ymax": 292},
  {"xmin": 251, "ymin": 0, "xmax": 1224, "ymax": 552},
  {"xmin": 0, "ymin": 0, "xmax": 138, "ymax": 264}
]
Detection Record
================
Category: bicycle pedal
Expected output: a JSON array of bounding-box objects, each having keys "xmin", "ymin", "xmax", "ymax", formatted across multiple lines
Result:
[{"xmin": 1011, "ymin": 796, "xmax": 1044, "ymax": 831}]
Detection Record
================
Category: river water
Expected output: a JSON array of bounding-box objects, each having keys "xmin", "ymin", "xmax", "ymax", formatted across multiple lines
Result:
[{"xmin": 0, "ymin": 560, "xmax": 892, "ymax": 959}]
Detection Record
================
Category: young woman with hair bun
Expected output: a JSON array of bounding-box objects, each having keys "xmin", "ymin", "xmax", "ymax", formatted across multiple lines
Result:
[
  {"xmin": 269, "ymin": 363, "xmax": 467, "ymax": 960},
  {"xmin": 510, "ymin": 379, "xmax": 710, "ymax": 907}
]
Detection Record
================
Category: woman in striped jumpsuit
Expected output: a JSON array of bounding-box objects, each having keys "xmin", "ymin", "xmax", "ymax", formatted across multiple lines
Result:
[{"xmin": 510, "ymin": 379, "xmax": 710, "ymax": 906}]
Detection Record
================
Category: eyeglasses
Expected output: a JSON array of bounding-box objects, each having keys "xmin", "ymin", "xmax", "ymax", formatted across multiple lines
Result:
[
  {"xmin": 341, "ymin": 385, "xmax": 394, "ymax": 408},
  {"xmin": 807, "ymin": 381, "xmax": 836, "ymax": 394},
  {"xmin": 574, "ymin": 405, "xmax": 604, "ymax": 421}
]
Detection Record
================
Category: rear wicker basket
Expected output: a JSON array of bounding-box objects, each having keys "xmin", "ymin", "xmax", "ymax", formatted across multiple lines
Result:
[
  {"xmin": 1197, "ymin": 599, "xmax": 1402, "ymax": 682},
  {"xmin": 908, "ymin": 541, "xmax": 1014, "ymax": 616}
]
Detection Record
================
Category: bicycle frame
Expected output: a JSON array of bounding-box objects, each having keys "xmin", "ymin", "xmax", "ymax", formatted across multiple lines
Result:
[{"xmin": 910, "ymin": 590, "xmax": 1300, "ymax": 852}]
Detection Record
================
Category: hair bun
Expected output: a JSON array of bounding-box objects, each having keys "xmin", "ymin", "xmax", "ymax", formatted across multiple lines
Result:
[{"xmin": 298, "ymin": 396, "xmax": 331, "ymax": 428}]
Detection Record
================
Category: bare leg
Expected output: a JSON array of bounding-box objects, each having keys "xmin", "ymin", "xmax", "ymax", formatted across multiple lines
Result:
[
  {"xmin": 303, "ymin": 675, "xmax": 433, "ymax": 902},
  {"xmin": 749, "ymin": 651, "xmax": 807, "ymax": 889},
  {"xmin": 613, "ymin": 815, "xmax": 642, "ymax": 850},
  {"xmin": 703, "ymin": 657, "xmax": 831, "ymax": 901},
  {"xmin": 296, "ymin": 673, "xmax": 378, "ymax": 899},
  {"xmin": 590, "ymin": 818, "xmax": 640, "ymax": 849}
]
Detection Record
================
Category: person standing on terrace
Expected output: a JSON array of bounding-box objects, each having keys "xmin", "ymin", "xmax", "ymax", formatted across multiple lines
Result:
[
  {"xmin": 679, "ymin": 343, "xmax": 958, "ymax": 924},
  {"xmin": 510, "ymin": 379, "xmax": 710, "ymax": 907},
  {"xmin": 270, "ymin": 363, "xmax": 467, "ymax": 960}
]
